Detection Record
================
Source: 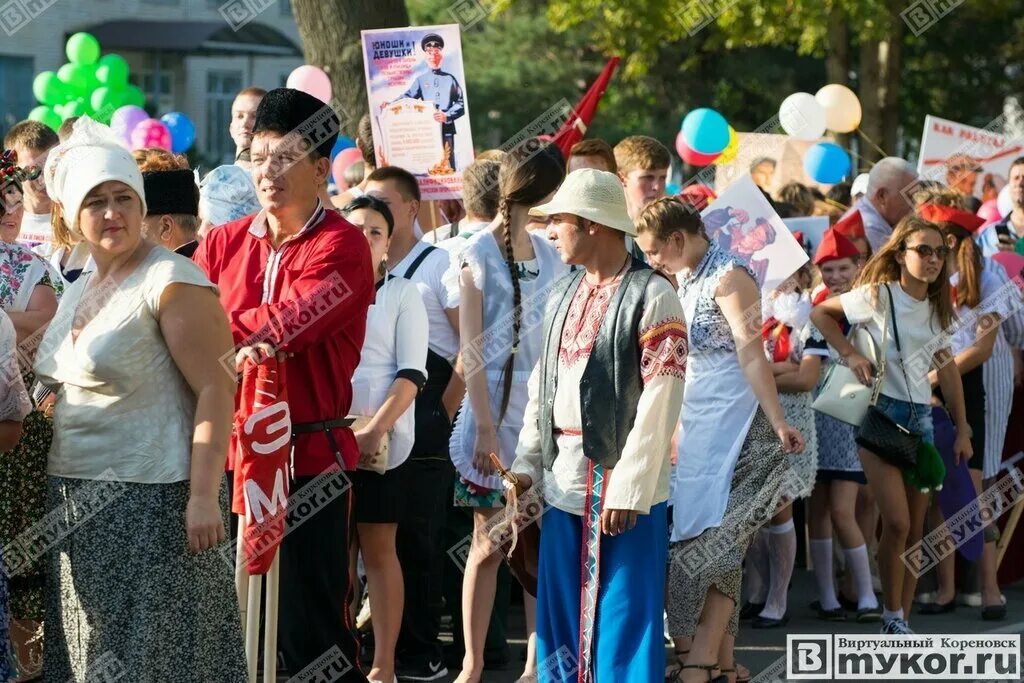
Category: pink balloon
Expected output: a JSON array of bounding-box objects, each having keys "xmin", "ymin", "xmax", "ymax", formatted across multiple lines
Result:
[
  {"xmin": 287, "ymin": 65, "xmax": 332, "ymax": 103},
  {"xmin": 111, "ymin": 105, "xmax": 149, "ymax": 148},
  {"xmin": 675, "ymin": 131, "xmax": 720, "ymax": 166},
  {"xmin": 977, "ymin": 198, "xmax": 1003, "ymax": 225},
  {"xmin": 130, "ymin": 118, "xmax": 172, "ymax": 152},
  {"xmin": 332, "ymin": 148, "xmax": 363, "ymax": 187},
  {"xmin": 992, "ymin": 252, "xmax": 1024, "ymax": 280}
]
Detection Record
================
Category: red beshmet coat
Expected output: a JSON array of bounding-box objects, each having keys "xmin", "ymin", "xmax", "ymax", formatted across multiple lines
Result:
[{"xmin": 194, "ymin": 202, "xmax": 374, "ymax": 475}]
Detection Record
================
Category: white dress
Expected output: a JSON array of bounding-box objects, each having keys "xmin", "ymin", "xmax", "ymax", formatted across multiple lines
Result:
[{"xmin": 449, "ymin": 230, "xmax": 569, "ymax": 491}]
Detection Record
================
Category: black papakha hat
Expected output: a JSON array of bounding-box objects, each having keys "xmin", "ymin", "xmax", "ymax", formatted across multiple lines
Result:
[{"xmin": 252, "ymin": 87, "xmax": 340, "ymax": 160}]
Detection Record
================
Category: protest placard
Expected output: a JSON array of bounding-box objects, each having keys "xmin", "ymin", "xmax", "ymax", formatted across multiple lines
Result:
[{"xmin": 917, "ymin": 114, "xmax": 1023, "ymax": 201}]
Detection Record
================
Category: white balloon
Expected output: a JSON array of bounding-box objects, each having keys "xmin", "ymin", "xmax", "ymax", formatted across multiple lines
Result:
[
  {"xmin": 816, "ymin": 84, "xmax": 862, "ymax": 133},
  {"xmin": 998, "ymin": 183, "xmax": 1013, "ymax": 217},
  {"xmin": 779, "ymin": 92, "xmax": 827, "ymax": 141}
]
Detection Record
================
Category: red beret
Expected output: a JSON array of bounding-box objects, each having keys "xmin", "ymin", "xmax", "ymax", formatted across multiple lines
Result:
[
  {"xmin": 833, "ymin": 209, "xmax": 865, "ymax": 239},
  {"xmin": 814, "ymin": 227, "xmax": 861, "ymax": 266},
  {"xmin": 919, "ymin": 203, "xmax": 985, "ymax": 234}
]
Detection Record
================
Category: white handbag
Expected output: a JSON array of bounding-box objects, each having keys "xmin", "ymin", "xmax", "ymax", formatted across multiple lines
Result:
[{"xmin": 811, "ymin": 290, "xmax": 889, "ymax": 426}]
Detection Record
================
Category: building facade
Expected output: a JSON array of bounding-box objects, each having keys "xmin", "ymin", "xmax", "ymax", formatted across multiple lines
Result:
[{"xmin": 0, "ymin": 0, "xmax": 303, "ymax": 167}]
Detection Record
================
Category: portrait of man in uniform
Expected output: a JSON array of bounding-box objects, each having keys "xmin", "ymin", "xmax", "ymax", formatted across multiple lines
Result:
[{"xmin": 384, "ymin": 33, "xmax": 465, "ymax": 170}]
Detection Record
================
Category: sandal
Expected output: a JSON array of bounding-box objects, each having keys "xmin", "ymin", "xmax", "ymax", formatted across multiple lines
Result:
[
  {"xmin": 678, "ymin": 663, "xmax": 727, "ymax": 683},
  {"xmin": 664, "ymin": 649, "xmax": 689, "ymax": 682},
  {"xmin": 720, "ymin": 663, "xmax": 751, "ymax": 683}
]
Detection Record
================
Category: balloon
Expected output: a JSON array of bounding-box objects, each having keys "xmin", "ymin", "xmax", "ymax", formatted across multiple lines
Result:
[
  {"xmin": 804, "ymin": 142, "xmax": 851, "ymax": 184},
  {"xmin": 111, "ymin": 105, "xmax": 150, "ymax": 147},
  {"xmin": 681, "ymin": 108, "xmax": 730, "ymax": 155},
  {"xmin": 286, "ymin": 65, "xmax": 332, "ymax": 103},
  {"xmin": 28, "ymin": 105, "xmax": 61, "ymax": 132},
  {"xmin": 330, "ymin": 135, "xmax": 355, "ymax": 161},
  {"xmin": 815, "ymin": 84, "xmax": 862, "ymax": 134},
  {"xmin": 130, "ymin": 119, "xmax": 172, "ymax": 152},
  {"xmin": 998, "ymin": 184, "xmax": 1013, "ymax": 217},
  {"xmin": 62, "ymin": 99, "xmax": 88, "ymax": 121},
  {"xmin": 714, "ymin": 126, "xmax": 739, "ymax": 165},
  {"xmin": 675, "ymin": 131, "xmax": 720, "ymax": 166},
  {"xmin": 123, "ymin": 85, "xmax": 145, "ymax": 108},
  {"xmin": 66, "ymin": 32, "xmax": 101, "ymax": 65},
  {"xmin": 780, "ymin": 92, "xmax": 827, "ymax": 141},
  {"xmin": 977, "ymin": 199, "xmax": 1002, "ymax": 225},
  {"xmin": 160, "ymin": 112, "xmax": 196, "ymax": 153},
  {"xmin": 32, "ymin": 71, "xmax": 68, "ymax": 106},
  {"xmin": 57, "ymin": 63, "xmax": 90, "ymax": 94},
  {"xmin": 332, "ymin": 148, "xmax": 363, "ymax": 186},
  {"xmin": 666, "ymin": 183, "xmax": 681, "ymax": 196},
  {"xmin": 90, "ymin": 87, "xmax": 125, "ymax": 119},
  {"xmin": 96, "ymin": 54, "xmax": 129, "ymax": 89}
]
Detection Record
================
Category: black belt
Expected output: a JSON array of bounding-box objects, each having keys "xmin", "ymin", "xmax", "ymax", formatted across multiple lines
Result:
[{"xmin": 289, "ymin": 417, "xmax": 355, "ymax": 475}]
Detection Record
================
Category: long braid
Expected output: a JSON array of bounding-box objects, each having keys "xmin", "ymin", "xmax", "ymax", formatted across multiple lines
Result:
[{"xmin": 497, "ymin": 197, "xmax": 521, "ymax": 426}]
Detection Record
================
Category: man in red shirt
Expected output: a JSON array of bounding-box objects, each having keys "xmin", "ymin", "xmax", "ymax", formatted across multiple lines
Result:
[{"xmin": 194, "ymin": 87, "xmax": 373, "ymax": 681}]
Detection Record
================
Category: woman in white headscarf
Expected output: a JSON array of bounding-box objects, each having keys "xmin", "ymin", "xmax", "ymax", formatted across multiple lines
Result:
[
  {"xmin": 197, "ymin": 164, "xmax": 260, "ymax": 239},
  {"xmin": 35, "ymin": 117, "xmax": 246, "ymax": 681}
]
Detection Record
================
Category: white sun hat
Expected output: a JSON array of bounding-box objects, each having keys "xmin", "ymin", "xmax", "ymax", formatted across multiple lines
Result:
[
  {"xmin": 528, "ymin": 168, "xmax": 636, "ymax": 236},
  {"xmin": 851, "ymin": 172, "xmax": 870, "ymax": 198}
]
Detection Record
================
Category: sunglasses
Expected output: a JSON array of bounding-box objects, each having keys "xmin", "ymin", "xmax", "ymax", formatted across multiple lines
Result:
[{"xmin": 903, "ymin": 244, "xmax": 950, "ymax": 259}]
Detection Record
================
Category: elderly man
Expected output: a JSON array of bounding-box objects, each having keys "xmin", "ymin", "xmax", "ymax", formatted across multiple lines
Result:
[
  {"xmin": 509, "ymin": 169, "xmax": 687, "ymax": 682},
  {"xmin": 194, "ymin": 88, "xmax": 374, "ymax": 681},
  {"xmin": 852, "ymin": 156, "xmax": 918, "ymax": 252}
]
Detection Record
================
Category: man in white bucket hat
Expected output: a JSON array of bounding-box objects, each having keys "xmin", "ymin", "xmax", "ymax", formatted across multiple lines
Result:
[{"xmin": 507, "ymin": 169, "xmax": 687, "ymax": 681}]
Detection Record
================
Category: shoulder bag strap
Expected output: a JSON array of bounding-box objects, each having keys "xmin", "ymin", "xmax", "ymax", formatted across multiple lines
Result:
[
  {"xmin": 868, "ymin": 285, "xmax": 891, "ymax": 406},
  {"xmin": 881, "ymin": 283, "xmax": 921, "ymax": 424},
  {"xmin": 403, "ymin": 245, "xmax": 438, "ymax": 279}
]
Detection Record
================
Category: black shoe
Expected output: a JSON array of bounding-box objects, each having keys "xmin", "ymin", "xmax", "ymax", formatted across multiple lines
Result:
[
  {"xmin": 838, "ymin": 594, "xmax": 859, "ymax": 612},
  {"xmin": 752, "ymin": 614, "xmax": 789, "ymax": 629},
  {"xmin": 739, "ymin": 601, "xmax": 765, "ymax": 620},
  {"xmin": 811, "ymin": 601, "xmax": 847, "ymax": 621},
  {"xmin": 396, "ymin": 658, "xmax": 449, "ymax": 682},
  {"xmin": 855, "ymin": 605, "xmax": 882, "ymax": 623},
  {"xmin": 918, "ymin": 600, "xmax": 955, "ymax": 615},
  {"xmin": 982, "ymin": 604, "xmax": 1007, "ymax": 621}
]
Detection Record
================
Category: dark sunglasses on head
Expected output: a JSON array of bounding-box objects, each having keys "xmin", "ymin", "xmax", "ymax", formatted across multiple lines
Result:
[{"xmin": 903, "ymin": 244, "xmax": 950, "ymax": 259}]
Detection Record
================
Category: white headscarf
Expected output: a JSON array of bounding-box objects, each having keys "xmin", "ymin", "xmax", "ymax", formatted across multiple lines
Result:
[
  {"xmin": 199, "ymin": 165, "xmax": 261, "ymax": 227},
  {"xmin": 43, "ymin": 116, "xmax": 146, "ymax": 231}
]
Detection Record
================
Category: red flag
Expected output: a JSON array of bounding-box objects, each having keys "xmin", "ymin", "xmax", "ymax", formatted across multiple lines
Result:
[
  {"xmin": 233, "ymin": 357, "xmax": 291, "ymax": 575},
  {"xmin": 552, "ymin": 57, "xmax": 620, "ymax": 158}
]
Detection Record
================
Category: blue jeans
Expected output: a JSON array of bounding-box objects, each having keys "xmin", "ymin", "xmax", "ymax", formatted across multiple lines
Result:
[{"xmin": 874, "ymin": 394, "xmax": 935, "ymax": 445}]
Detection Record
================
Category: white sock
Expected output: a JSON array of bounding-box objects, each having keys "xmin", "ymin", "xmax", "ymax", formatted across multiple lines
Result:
[
  {"xmin": 810, "ymin": 538, "xmax": 840, "ymax": 611},
  {"xmin": 744, "ymin": 528, "xmax": 770, "ymax": 604},
  {"xmin": 882, "ymin": 607, "xmax": 904, "ymax": 622},
  {"xmin": 843, "ymin": 544, "xmax": 879, "ymax": 610},
  {"xmin": 759, "ymin": 520, "xmax": 796, "ymax": 620}
]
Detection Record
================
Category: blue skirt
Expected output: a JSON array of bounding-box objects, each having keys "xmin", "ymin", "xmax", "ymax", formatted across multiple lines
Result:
[{"xmin": 536, "ymin": 502, "xmax": 668, "ymax": 683}]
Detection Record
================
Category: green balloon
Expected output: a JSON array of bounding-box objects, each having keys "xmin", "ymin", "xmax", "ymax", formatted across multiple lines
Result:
[
  {"xmin": 66, "ymin": 32, "xmax": 101, "ymax": 65},
  {"xmin": 90, "ymin": 86, "xmax": 125, "ymax": 120},
  {"xmin": 32, "ymin": 71, "xmax": 65, "ymax": 106},
  {"xmin": 63, "ymin": 99, "xmax": 88, "ymax": 120},
  {"xmin": 28, "ymin": 105, "xmax": 61, "ymax": 132},
  {"xmin": 123, "ymin": 84, "xmax": 145, "ymax": 108},
  {"xmin": 57, "ymin": 63, "xmax": 90, "ymax": 94},
  {"xmin": 96, "ymin": 54, "xmax": 129, "ymax": 89}
]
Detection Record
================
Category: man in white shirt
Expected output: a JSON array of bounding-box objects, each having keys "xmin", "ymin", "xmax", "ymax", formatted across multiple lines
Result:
[
  {"xmin": 978, "ymin": 156, "xmax": 1024, "ymax": 257},
  {"xmin": 510, "ymin": 169, "xmax": 686, "ymax": 682},
  {"xmin": 365, "ymin": 166, "xmax": 462, "ymax": 681},
  {"xmin": 856, "ymin": 157, "xmax": 918, "ymax": 253},
  {"xmin": 3, "ymin": 121, "xmax": 59, "ymax": 246}
]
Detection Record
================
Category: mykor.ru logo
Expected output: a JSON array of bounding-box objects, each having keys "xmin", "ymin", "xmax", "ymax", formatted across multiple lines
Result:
[{"xmin": 787, "ymin": 634, "xmax": 1020, "ymax": 680}]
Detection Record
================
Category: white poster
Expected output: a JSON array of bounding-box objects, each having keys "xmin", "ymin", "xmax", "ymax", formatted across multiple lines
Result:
[
  {"xmin": 917, "ymin": 114, "xmax": 1022, "ymax": 201},
  {"xmin": 701, "ymin": 174, "xmax": 809, "ymax": 293}
]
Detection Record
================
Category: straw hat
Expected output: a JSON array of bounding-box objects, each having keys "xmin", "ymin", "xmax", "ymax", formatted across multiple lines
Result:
[{"xmin": 528, "ymin": 168, "xmax": 636, "ymax": 236}]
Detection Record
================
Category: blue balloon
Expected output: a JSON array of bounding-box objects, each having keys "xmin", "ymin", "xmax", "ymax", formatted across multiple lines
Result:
[
  {"xmin": 681, "ymin": 108, "xmax": 730, "ymax": 155},
  {"xmin": 160, "ymin": 112, "xmax": 196, "ymax": 154},
  {"xmin": 330, "ymin": 135, "xmax": 356, "ymax": 162},
  {"xmin": 666, "ymin": 182, "xmax": 681, "ymax": 196},
  {"xmin": 803, "ymin": 142, "xmax": 851, "ymax": 184}
]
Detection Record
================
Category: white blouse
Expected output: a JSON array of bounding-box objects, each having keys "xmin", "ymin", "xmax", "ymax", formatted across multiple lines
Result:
[
  {"xmin": 34, "ymin": 247, "xmax": 216, "ymax": 483},
  {"xmin": 349, "ymin": 275, "xmax": 429, "ymax": 470}
]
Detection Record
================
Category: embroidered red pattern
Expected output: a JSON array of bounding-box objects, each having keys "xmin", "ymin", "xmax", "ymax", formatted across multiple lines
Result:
[
  {"xmin": 638, "ymin": 317, "xmax": 688, "ymax": 384},
  {"xmin": 558, "ymin": 278, "xmax": 621, "ymax": 368}
]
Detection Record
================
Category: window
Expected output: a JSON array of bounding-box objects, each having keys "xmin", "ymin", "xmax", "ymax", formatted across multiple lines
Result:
[
  {"xmin": 0, "ymin": 56, "xmax": 34, "ymax": 141},
  {"xmin": 139, "ymin": 71, "xmax": 174, "ymax": 114},
  {"xmin": 207, "ymin": 71, "xmax": 244, "ymax": 165}
]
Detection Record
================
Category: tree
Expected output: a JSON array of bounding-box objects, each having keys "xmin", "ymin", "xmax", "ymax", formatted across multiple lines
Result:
[{"xmin": 291, "ymin": 0, "xmax": 410, "ymax": 136}]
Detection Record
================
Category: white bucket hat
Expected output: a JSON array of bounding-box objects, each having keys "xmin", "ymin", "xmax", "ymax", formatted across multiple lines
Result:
[
  {"xmin": 528, "ymin": 168, "xmax": 636, "ymax": 236},
  {"xmin": 851, "ymin": 172, "xmax": 869, "ymax": 198}
]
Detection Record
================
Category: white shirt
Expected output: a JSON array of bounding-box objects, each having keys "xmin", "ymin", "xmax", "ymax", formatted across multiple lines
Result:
[
  {"xmin": 840, "ymin": 281, "xmax": 943, "ymax": 405},
  {"xmin": 17, "ymin": 212, "xmax": 52, "ymax": 247},
  {"xmin": 350, "ymin": 276, "xmax": 429, "ymax": 469},
  {"xmin": 35, "ymin": 247, "xmax": 216, "ymax": 483},
  {"xmin": 389, "ymin": 240, "xmax": 459, "ymax": 360}
]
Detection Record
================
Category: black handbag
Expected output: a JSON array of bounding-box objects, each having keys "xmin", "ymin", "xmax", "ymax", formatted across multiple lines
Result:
[{"xmin": 854, "ymin": 284, "xmax": 922, "ymax": 470}]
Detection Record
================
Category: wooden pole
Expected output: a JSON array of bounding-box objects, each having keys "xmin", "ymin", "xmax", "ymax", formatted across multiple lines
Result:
[{"xmin": 263, "ymin": 553, "xmax": 281, "ymax": 683}]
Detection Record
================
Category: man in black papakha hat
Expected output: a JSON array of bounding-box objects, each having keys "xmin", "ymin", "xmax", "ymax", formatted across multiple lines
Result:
[
  {"xmin": 142, "ymin": 169, "xmax": 200, "ymax": 258},
  {"xmin": 383, "ymin": 31, "xmax": 465, "ymax": 170}
]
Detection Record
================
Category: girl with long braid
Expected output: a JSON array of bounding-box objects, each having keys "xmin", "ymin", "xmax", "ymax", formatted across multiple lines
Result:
[{"xmin": 449, "ymin": 141, "xmax": 568, "ymax": 683}]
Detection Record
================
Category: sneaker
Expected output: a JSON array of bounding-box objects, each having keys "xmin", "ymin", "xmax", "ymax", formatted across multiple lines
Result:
[
  {"xmin": 396, "ymin": 659, "xmax": 448, "ymax": 682},
  {"xmin": 881, "ymin": 617, "xmax": 914, "ymax": 635}
]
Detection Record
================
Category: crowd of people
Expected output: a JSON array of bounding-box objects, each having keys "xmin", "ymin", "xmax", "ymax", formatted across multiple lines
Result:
[{"xmin": 0, "ymin": 77, "xmax": 1017, "ymax": 683}]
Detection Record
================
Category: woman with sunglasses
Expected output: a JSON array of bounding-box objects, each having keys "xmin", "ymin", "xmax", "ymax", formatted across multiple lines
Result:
[
  {"xmin": 811, "ymin": 215, "xmax": 971, "ymax": 635},
  {"xmin": 914, "ymin": 193, "xmax": 1010, "ymax": 620}
]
